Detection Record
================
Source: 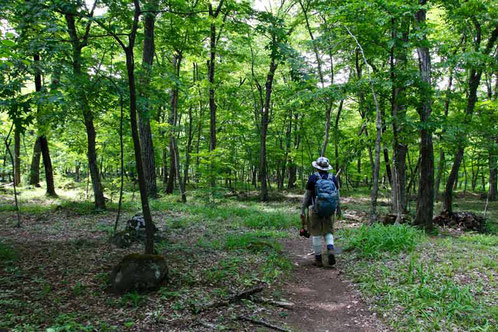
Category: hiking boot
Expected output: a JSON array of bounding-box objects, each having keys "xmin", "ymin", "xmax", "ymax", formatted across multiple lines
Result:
[
  {"xmin": 328, "ymin": 252, "xmax": 336, "ymax": 266},
  {"xmin": 327, "ymin": 245, "xmax": 336, "ymax": 266},
  {"xmin": 313, "ymin": 254, "xmax": 323, "ymax": 267}
]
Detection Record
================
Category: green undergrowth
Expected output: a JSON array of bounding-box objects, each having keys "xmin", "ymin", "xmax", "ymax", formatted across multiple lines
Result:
[
  {"xmin": 344, "ymin": 224, "xmax": 423, "ymax": 258},
  {"xmin": 0, "ymin": 241, "xmax": 16, "ymax": 262},
  {"xmin": 341, "ymin": 225, "xmax": 497, "ymax": 331}
]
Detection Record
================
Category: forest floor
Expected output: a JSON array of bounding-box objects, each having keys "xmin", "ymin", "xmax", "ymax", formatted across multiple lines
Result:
[{"xmin": 0, "ymin": 184, "xmax": 497, "ymax": 331}]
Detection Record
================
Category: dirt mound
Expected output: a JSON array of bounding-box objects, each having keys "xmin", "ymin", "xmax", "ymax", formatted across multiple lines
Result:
[{"xmin": 433, "ymin": 211, "xmax": 487, "ymax": 232}]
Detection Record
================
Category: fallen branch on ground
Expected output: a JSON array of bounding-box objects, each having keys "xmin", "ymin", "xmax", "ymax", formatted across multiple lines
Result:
[
  {"xmin": 195, "ymin": 284, "xmax": 265, "ymax": 312},
  {"xmin": 237, "ymin": 315, "xmax": 289, "ymax": 331},
  {"xmin": 253, "ymin": 297, "xmax": 294, "ymax": 309}
]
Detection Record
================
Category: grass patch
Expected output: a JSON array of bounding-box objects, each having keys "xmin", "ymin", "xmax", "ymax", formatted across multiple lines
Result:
[
  {"xmin": 0, "ymin": 241, "xmax": 16, "ymax": 262},
  {"xmin": 342, "ymin": 229, "xmax": 498, "ymax": 331},
  {"xmin": 225, "ymin": 232, "xmax": 283, "ymax": 252},
  {"xmin": 344, "ymin": 224, "xmax": 423, "ymax": 258}
]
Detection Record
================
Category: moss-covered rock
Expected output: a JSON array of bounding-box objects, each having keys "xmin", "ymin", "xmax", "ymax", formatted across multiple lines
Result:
[{"xmin": 109, "ymin": 254, "xmax": 168, "ymax": 293}]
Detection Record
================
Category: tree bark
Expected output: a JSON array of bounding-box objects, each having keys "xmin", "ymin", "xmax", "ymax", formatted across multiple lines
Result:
[
  {"xmin": 166, "ymin": 52, "xmax": 182, "ymax": 194},
  {"xmin": 14, "ymin": 125, "xmax": 21, "ymax": 186},
  {"xmin": 414, "ymin": 0, "xmax": 435, "ymax": 229},
  {"xmin": 33, "ymin": 53, "xmax": 56, "ymax": 196},
  {"xmin": 39, "ymin": 136, "xmax": 56, "ymax": 196},
  {"xmin": 208, "ymin": 1, "xmax": 224, "ymax": 188},
  {"xmin": 138, "ymin": 0, "xmax": 159, "ymax": 198},
  {"xmin": 118, "ymin": 1, "xmax": 155, "ymax": 254},
  {"xmin": 29, "ymin": 137, "xmax": 41, "ymax": 187},
  {"xmin": 260, "ymin": 56, "xmax": 278, "ymax": 202},
  {"xmin": 390, "ymin": 17, "xmax": 409, "ymax": 218},
  {"xmin": 65, "ymin": 13, "xmax": 105, "ymax": 209}
]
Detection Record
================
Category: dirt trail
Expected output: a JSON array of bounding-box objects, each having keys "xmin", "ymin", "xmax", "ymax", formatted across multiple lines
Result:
[{"xmin": 278, "ymin": 237, "xmax": 388, "ymax": 332}]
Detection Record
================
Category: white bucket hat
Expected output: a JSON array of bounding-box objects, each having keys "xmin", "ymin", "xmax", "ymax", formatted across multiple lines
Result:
[{"xmin": 312, "ymin": 156, "xmax": 333, "ymax": 171}]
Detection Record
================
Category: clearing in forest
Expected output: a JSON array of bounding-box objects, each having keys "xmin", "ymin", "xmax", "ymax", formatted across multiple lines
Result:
[{"xmin": 1, "ymin": 188, "xmax": 496, "ymax": 331}]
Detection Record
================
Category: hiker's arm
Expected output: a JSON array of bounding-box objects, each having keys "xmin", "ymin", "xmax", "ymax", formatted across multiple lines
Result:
[{"xmin": 301, "ymin": 190, "xmax": 312, "ymax": 216}]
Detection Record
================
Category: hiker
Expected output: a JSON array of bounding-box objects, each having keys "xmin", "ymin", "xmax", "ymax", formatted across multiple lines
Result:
[{"xmin": 300, "ymin": 157, "xmax": 340, "ymax": 267}]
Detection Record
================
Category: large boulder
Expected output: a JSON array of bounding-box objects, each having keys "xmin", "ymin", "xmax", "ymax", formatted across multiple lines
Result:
[{"xmin": 109, "ymin": 254, "xmax": 168, "ymax": 293}]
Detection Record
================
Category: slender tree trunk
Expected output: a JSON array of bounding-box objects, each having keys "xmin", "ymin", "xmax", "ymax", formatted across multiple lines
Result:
[
  {"xmin": 39, "ymin": 136, "xmax": 56, "ymax": 197},
  {"xmin": 334, "ymin": 100, "xmax": 343, "ymax": 174},
  {"xmin": 183, "ymin": 106, "xmax": 193, "ymax": 187},
  {"xmin": 65, "ymin": 14, "xmax": 105, "ymax": 209},
  {"xmin": 162, "ymin": 147, "xmax": 168, "ymax": 185},
  {"xmin": 260, "ymin": 56, "xmax": 278, "ymax": 202},
  {"xmin": 489, "ymin": 140, "xmax": 497, "ymax": 201},
  {"xmin": 33, "ymin": 53, "xmax": 56, "ymax": 197},
  {"xmin": 166, "ymin": 52, "xmax": 182, "ymax": 194},
  {"xmin": 14, "ymin": 125, "xmax": 21, "ymax": 186},
  {"xmin": 4, "ymin": 127, "xmax": 21, "ymax": 227},
  {"xmin": 299, "ymin": 1, "xmax": 333, "ymax": 157},
  {"xmin": 114, "ymin": 93, "xmax": 125, "ymax": 233},
  {"xmin": 29, "ymin": 137, "xmax": 41, "ymax": 187},
  {"xmin": 288, "ymin": 113, "xmax": 300, "ymax": 189},
  {"xmin": 414, "ymin": 1, "xmax": 435, "ymax": 229},
  {"xmin": 208, "ymin": 1, "xmax": 224, "ymax": 188},
  {"xmin": 390, "ymin": 17, "xmax": 409, "ymax": 218},
  {"xmin": 119, "ymin": 2, "xmax": 154, "ymax": 254},
  {"xmin": 435, "ymin": 66, "xmax": 454, "ymax": 200},
  {"xmin": 138, "ymin": 0, "xmax": 159, "ymax": 198},
  {"xmin": 172, "ymin": 136, "xmax": 186, "ymax": 203},
  {"xmin": 346, "ymin": 27, "xmax": 382, "ymax": 222},
  {"xmin": 443, "ymin": 25, "xmax": 498, "ymax": 213}
]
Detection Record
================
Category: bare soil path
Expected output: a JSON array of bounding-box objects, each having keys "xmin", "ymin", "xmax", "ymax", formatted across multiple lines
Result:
[{"xmin": 277, "ymin": 237, "xmax": 388, "ymax": 332}]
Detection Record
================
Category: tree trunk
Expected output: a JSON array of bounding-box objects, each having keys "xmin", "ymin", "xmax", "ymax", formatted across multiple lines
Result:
[
  {"xmin": 166, "ymin": 52, "xmax": 182, "ymax": 194},
  {"xmin": 14, "ymin": 125, "xmax": 21, "ymax": 186},
  {"xmin": 260, "ymin": 57, "xmax": 278, "ymax": 202},
  {"xmin": 390, "ymin": 17, "xmax": 409, "ymax": 218},
  {"xmin": 334, "ymin": 100, "xmax": 343, "ymax": 173},
  {"xmin": 443, "ymin": 24, "xmax": 498, "ymax": 213},
  {"xmin": 183, "ymin": 106, "xmax": 193, "ymax": 187},
  {"xmin": 172, "ymin": 136, "xmax": 186, "ymax": 203},
  {"xmin": 120, "ymin": 1, "xmax": 154, "ymax": 254},
  {"xmin": 138, "ymin": 0, "xmax": 159, "ymax": 198},
  {"xmin": 208, "ymin": 1, "xmax": 224, "ymax": 188},
  {"xmin": 162, "ymin": 147, "xmax": 168, "ymax": 185},
  {"xmin": 434, "ymin": 150, "xmax": 445, "ymax": 200},
  {"xmin": 39, "ymin": 136, "xmax": 56, "ymax": 197},
  {"xmin": 435, "ymin": 65, "xmax": 454, "ymax": 200},
  {"xmin": 65, "ymin": 13, "xmax": 105, "ymax": 209},
  {"xmin": 29, "ymin": 137, "xmax": 41, "ymax": 187},
  {"xmin": 489, "ymin": 140, "xmax": 497, "ymax": 201},
  {"xmin": 33, "ymin": 53, "xmax": 56, "ymax": 196},
  {"xmin": 414, "ymin": 0, "xmax": 435, "ymax": 229}
]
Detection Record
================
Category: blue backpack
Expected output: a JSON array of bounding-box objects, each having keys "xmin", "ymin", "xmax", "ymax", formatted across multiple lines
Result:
[{"xmin": 314, "ymin": 172, "xmax": 339, "ymax": 217}]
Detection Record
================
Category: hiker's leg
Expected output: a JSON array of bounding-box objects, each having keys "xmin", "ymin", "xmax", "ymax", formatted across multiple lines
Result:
[
  {"xmin": 312, "ymin": 236, "xmax": 322, "ymax": 255},
  {"xmin": 309, "ymin": 211, "xmax": 324, "ymax": 266},
  {"xmin": 312, "ymin": 236, "xmax": 323, "ymax": 266},
  {"xmin": 325, "ymin": 215, "xmax": 336, "ymax": 266},
  {"xmin": 325, "ymin": 233, "xmax": 334, "ymax": 249}
]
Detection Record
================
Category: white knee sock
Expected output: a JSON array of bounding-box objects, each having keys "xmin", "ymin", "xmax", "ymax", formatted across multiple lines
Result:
[
  {"xmin": 312, "ymin": 236, "xmax": 322, "ymax": 255},
  {"xmin": 325, "ymin": 233, "xmax": 334, "ymax": 248}
]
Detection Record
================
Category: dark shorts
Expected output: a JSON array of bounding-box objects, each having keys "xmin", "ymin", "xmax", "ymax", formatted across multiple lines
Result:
[{"xmin": 307, "ymin": 209, "xmax": 334, "ymax": 236}]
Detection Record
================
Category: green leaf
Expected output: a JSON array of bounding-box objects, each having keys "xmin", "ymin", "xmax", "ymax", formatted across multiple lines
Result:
[{"xmin": 1, "ymin": 39, "xmax": 16, "ymax": 47}]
